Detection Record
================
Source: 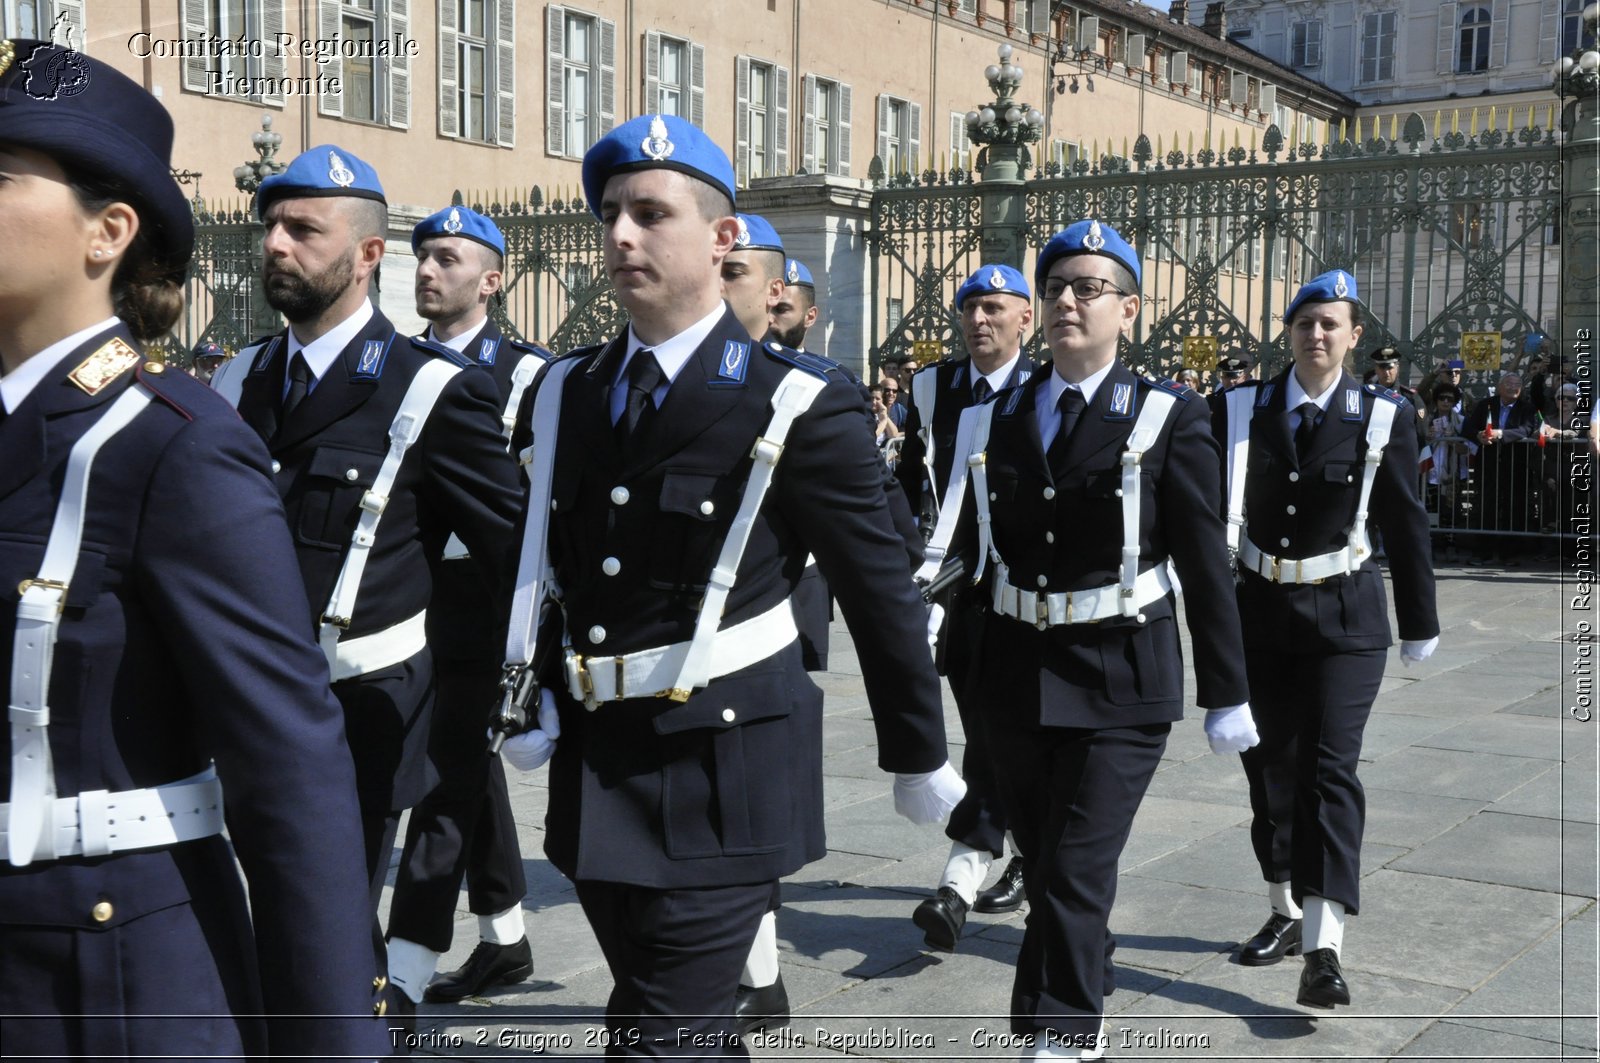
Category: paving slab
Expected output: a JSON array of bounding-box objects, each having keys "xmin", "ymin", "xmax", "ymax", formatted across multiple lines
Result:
[
  {"xmin": 1443, "ymin": 904, "xmax": 1599, "ymax": 1050},
  {"xmin": 1361, "ymin": 788, "xmax": 1487, "ymax": 850},
  {"xmin": 1413, "ymin": 712, "xmax": 1578, "ymax": 762},
  {"xmin": 1358, "ymin": 745, "xmax": 1555, "ymax": 802},
  {"xmin": 1491, "ymin": 751, "xmax": 1600, "ymax": 823},
  {"xmin": 1389, "ymin": 809, "xmax": 1599, "ymax": 898}
]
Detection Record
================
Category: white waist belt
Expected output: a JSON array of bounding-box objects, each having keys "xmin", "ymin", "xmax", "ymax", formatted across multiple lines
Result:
[
  {"xmin": 565, "ymin": 602, "xmax": 799, "ymax": 709},
  {"xmin": 0, "ymin": 767, "xmax": 223, "ymax": 862},
  {"xmin": 1238, "ymin": 538, "xmax": 1365, "ymax": 584},
  {"xmin": 327, "ymin": 610, "xmax": 428, "ymax": 682},
  {"xmin": 992, "ymin": 565, "xmax": 1173, "ymax": 627}
]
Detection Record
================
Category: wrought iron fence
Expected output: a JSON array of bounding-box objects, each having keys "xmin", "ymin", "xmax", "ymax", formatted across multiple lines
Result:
[{"xmin": 870, "ymin": 109, "xmax": 1562, "ymax": 395}]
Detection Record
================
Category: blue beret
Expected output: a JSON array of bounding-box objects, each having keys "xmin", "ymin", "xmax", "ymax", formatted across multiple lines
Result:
[
  {"xmin": 1035, "ymin": 220, "xmax": 1141, "ymax": 289},
  {"xmin": 256, "ymin": 144, "xmax": 386, "ymax": 218},
  {"xmin": 784, "ymin": 258, "xmax": 815, "ymax": 289},
  {"xmin": 1284, "ymin": 269, "xmax": 1359, "ymax": 323},
  {"xmin": 956, "ymin": 264, "xmax": 1031, "ymax": 310},
  {"xmin": 412, "ymin": 205, "xmax": 505, "ymax": 257},
  {"xmin": 581, "ymin": 114, "xmax": 736, "ymax": 219},
  {"xmin": 0, "ymin": 38, "xmax": 193, "ymax": 275},
  {"xmin": 1446, "ymin": 359, "xmax": 1465, "ymax": 370},
  {"xmin": 733, "ymin": 213, "xmax": 784, "ymax": 254}
]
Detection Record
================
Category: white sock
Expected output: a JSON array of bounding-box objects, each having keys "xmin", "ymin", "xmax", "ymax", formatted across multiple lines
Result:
[
  {"xmin": 941, "ymin": 841, "xmax": 993, "ymax": 906},
  {"xmin": 740, "ymin": 910, "xmax": 780, "ymax": 988},
  {"xmin": 387, "ymin": 937, "xmax": 442, "ymax": 1004},
  {"xmin": 1270, "ymin": 881, "xmax": 1303, "ymax": 920},
  {"xmin": 1302, "ymin": 896, "xmax": 1346, "ymax": 954},
  {"xmin": 479, "ymin": 905, "xmax": 526, "ymax": 946}
]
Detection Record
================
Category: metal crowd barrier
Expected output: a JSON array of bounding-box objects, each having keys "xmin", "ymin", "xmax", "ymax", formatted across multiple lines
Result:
[{"xmin": 1418, "ymin": 433, "xmax": 1591, "ymax": 542}]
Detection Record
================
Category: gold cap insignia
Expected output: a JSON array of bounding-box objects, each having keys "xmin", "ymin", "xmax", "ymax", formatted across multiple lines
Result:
[
  {"xmin": 67, "ymin": 337, "xmax": 141, "ymax": 395},
  {"xmin": 0, "ymin": 40, "xmax": 16, "ymax": 80}
]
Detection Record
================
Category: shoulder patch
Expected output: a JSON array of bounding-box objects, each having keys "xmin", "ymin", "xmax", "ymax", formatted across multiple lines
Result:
[
  {"xmin": 1255, "ymin": 382, "xmax": 1277, "ymax": 408},
  {"xmin": 1000, "ymin": 384, "xmax": 1027, "ymax": 417},
  {"xmin": 246, "ymin": 335, "xmax": 282, "ymax": 373},
  {"xmin": 1364, "ymin": 381, "xmax": 1407, "ymax": 406},
  {"xmin": 409, "ymin": 335, "xmax": 472, "ymax": 368},
  {"xmin": 1147, "ymin": 376, "xmax": 1196, "ymax": 401},
  {"xmin": 712, "ymin": 339, "xmax": 752, "ymax": 387},
  {"xmin": 761, "ymin": 340, "xmax": 832, "ymax": 381},
  {"xmin": 135, "ymin": 362, "xmax": 198, "ymax": 421},
  {"xmin": 506, "ymin": 338, "xmax": 553, "ymax": 361}
]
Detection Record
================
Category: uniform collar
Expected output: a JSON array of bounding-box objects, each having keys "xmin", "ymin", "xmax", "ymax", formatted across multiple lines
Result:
[
  {"xmin": 0, "ymin": 317, "xmax": 122, "ymax": 413},
  {"xmin": 620, "ymin": 301, "xmax": 726, "ymax": 385},
  {"xmin": 427, "ymin": 316, "xmax": 489, "ymax": 355},
  {"xmin": 1286, "ymin": 367, "xmax": 1341, "ymax": 413},
  {"xmin": 972, "ymin": 350, "xmax": 1023, "ymax": 397},
  {"xmin": 1043, "ymin": 356, "xmax": 1116, "ymax": 409},
  {"xmin": 287, "ymin": 299, "xmax": 375, "ymax": 381}
]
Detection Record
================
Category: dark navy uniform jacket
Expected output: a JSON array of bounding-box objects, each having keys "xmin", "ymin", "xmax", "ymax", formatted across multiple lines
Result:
[
  {"xmin": 425, "ymin": 317, "xmax": 547, "ymax": 665},
  {"xmin": 531, "ymin": 308, "xmax": 949, "ymax": 889},
  {"xmin": 951, "ymin": 362, "xmax": 1250, "ymax": 728},
  {"xmin": 1461, "ymin": 394, "xmax": 1541, "ymax": 443},
  {"xmin": 897, "ymin": 354, "xmax": 1038, "ymax": 520},
  {"xmin": 231, "ymin": 308, "xmax": 523, "ymax": 808},
  {"xmin": 0, "ymin": 325, "xmax": 389, "ymax": 1057},
  {"xmin": 1212, "ymin": 372, "xmax": 1439, "ymax": 653}
]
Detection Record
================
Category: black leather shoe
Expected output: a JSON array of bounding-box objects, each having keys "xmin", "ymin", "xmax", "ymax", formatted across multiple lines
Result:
[
  {"xmin": 912, "ymin": 886, "xmax": 969, "ymax": 952},
  {"xmin": 1297, "ymin": 948, "xmax": 1351, "ymax": 1008},
  {"xmin": 733, "ymin": 974, "xmax": 790, "ymax": 1036},
  {"xmin": 423, "ymin": 937, "xmax": 534, "ymax": 1003},
  {"xmin": 1237, "ymin": 913, "xmax": 1302, "ymax": 966},
  {"xmin": 973, "ymin": 856, "xmax": 1026, "ymax": 913}
]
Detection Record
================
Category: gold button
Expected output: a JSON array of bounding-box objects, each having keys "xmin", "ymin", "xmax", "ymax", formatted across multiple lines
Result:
[
  {"xmin": 374, "ymin": 999, "xmax": 388, "ymax": 1016},
  {"xmin": 91, "ymin": 901, "xmax": 113, "ymax": 923},
  {"xmin": 142, "ymin": 360, "xmax": 165, "ymax": 374},
  {"xmin": 373, "ymin": 975, "xmax": 388, "ymax": 991}
]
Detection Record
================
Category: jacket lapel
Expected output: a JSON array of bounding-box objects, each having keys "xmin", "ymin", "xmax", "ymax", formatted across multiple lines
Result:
[
  {"xmin": 1252, "ymin": 370, "xmax": 1297, "ymax": 471},
  {"xmin": 1058, "ymin": 362, "xmax": 1139, "ymax": 476},
  {"xmin": 270, "ymin": 313, "xmax": 395, "ymax": 453},
  {"xmin": 1301, "ymin": 372, "xmax": 1364, "ymax": 467},
  {"xmin": 564, "ymin": 334, "xmax": 628, "ymax": 475},
  {"xmin": 236, "ymin": 336, "xmax": 285, "ymax": 443},
  {"xmin": 997, "ymin": 362, "xmax": 1052, "ymax": 482}
]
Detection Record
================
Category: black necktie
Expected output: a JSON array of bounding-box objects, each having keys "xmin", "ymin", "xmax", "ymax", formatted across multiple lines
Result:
[
  {"xmin": 1047, "ymin": 388, "xmax": 1087, "ymax": 467},
  {"xmin": 972, "ymin": 377, "xmax": 993, "ymax": 404},
  {"xmin": 282, "ymin": 352, "xmax": 312, "ymax": 419},
  {"xmin": 1294, "ymin": 401, "xmax": 1321, "ymax": 459},
  {"xmin": 618, "ymin": 349, "xmax": 665, "ymax": 441}
]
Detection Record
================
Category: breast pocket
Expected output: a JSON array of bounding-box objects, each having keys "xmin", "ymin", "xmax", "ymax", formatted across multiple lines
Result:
[
  {"xmin": 295, "ymin": 445, "xmax": 385, "ymax": 550},
  {"xmin": 648, "ymin": 469, "xmax": 737, "ymax": 595}
]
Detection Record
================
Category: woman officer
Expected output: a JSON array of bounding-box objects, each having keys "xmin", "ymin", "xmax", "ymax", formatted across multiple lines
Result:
[
  {"xmin": 0, "ymin": 38, "xmax": 390, "ymax": 1057},
  {"xmin": 1211, "ymin": 270, "xmax": 1439, "ymax": 1010}
]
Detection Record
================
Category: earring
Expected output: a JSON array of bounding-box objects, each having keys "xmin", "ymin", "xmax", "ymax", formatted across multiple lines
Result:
[{"xmin": 92, "ymin": 249, "xmax": 103, "ymax": 258}]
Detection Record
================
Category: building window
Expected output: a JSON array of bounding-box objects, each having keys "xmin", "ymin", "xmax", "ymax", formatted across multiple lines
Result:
[
  {"xmin": 1457, "ymin": 6, "xmax": 1490, "ymax": 73},
  {"xmin": 737, "ymin": 56, "xmax": 789, "ymax": 185},
  {"xmin": 886, "ymin": 297, "xmax": 904, "ymax": 334},
  {"xmin": 1360, "ymin": 11, "xmax": 1397, "ymax": 83},
  {"xmin": 1189, "ymin": 60, "xmax": 1205, "ymax": 96},
  {"xmin": 312, "ymin": 0, "xmax": 410, "ymax": 127},
  {"xmin": 877, "ymin": 95, "xmax": 920, "ymax": 175},
  {"xmin": 1450, "ymin": 203, "xmax": 1489, "ymax": 246},
  {"xmin": 645, "ymin": 32, "xmax": 703, "ymax": 123},
  {"xmin": 547, "ymin": 5, "xmax": 615, "ymax": 158},
  {"xmin": 802, "ymin": 74, "xmax": 852, "ymax": 177},
  {"xmin": 176, "ymin": 0, "xmax": 285, "ymax": 103},
  {"xmin": 1564, "ymin": 0, "xmax": 1596, "ymax": 54},
  {"xmin": 341, "ymin": 1, "xmax": 377, "ymax": 120},
  {"xmin": 1290, "ymin": 20, "xmax": 1322, "ymax": 67},
  {"xmin": 440, "ymin": 0, "xmax": 514, "ymax": 145},
  {"xmin": 2, "ymin": 0, "xmax": 83, "ymax": 43},
  {"xmin": 950, "ymin": 112, "xmax": 974, "ymax": 172}
]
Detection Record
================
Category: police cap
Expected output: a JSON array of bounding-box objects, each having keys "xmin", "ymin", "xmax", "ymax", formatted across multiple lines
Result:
[
  {"xmin": 1217, "ymin": 355, "xmax": 1252, "ymax": 373},
  {"xmin": 1370, "ymin": 347, "xmax": 1400, "ymax": 368}
]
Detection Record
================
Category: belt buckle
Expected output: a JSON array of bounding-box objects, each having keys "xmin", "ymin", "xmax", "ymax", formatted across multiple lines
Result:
[
  {"xmin": 1270, "ymin": 557, "xmax": 1282, "ymax": 583},
  {"xmin": 659, "ymin": 688, "xmax": 692, "ymax": 703},
  {"xmin": 572, "ymin": 654, "xmax": 594, "ymax": 699},
  {"xmin": 1035, "ymin": 595, "xmax": 1049, "ymax": 630},
  {"xmin": 17, "ymin": 577, "xmax": 69, "ymax": 616},
  {"xmin": 321, "ymin": 612, "xmax": 352, "ymax": 631}
]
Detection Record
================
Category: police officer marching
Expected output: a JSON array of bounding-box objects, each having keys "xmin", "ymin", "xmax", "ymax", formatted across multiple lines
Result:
[
  {"xmin": 494, "ymin": 114, "xmax": 962, "ymax": 1058},
  {"xmin": 208, "ymin": 146, "xmax": 524, "ymax": 1020},
  {"xmin": 0, "ymin": 37, "xmax": 388, "ymax": 1057},
  {"xmin": 925, "ymin": 220, "xmax": 1258, "ymax": 1059},
  {"xmin": 1211, "ymin": 270, "xmax": 1438, "ymax": 1009},
  {"xmin": 899, "ymin": 264, "xmax": 1039, "ymax": 950},
  {"xmin": 770, "ymin": 257, "xmax": 820, "ymax": 350},
  {"xmin": 384, "ymin": 205, "xmax": 548, "ymax": 1007}
]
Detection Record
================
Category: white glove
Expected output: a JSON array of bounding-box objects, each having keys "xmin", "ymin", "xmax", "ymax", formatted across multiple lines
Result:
[
  {"xmin": 925, "ymin": 603, "xmax": 945, "ymax": 653},
  {"xmin": 1204, "ymin": 703, "xmax": 1260, "ymax": 755},
  {"xmin": 893, "ymin": 761, "xmax": 967, "ymax": 825},
  {"xmin": 499, "ymin": 688, "xmax": 561, "ymax": 772},
  {"xmin": 1400, "ymin": 636, "xmax": 1439, "ymax": 666}
]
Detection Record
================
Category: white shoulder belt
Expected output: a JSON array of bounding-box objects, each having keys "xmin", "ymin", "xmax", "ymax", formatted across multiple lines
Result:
[
  {"xmin": 911, "ymin": 367, "xmax": 940, "ymax": 518},
  {"xmin": 443, "ymin": 351, "xmax": 547, "ymax": 562}
]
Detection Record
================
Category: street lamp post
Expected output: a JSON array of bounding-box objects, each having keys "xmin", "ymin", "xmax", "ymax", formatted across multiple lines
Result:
[
  {"xmin": 231, "ymin": 113, "xmax": 287, "ymax": 336},
  {"xmin": 1554, "ymin": 4, "xmax": 1599, "ymax": 421},
  {"xmin": 965, "ymin": 43, "xmax": 1045, "ymax": 269}
]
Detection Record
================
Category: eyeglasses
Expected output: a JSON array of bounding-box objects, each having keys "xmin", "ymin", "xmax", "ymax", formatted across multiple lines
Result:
[
  {"xmin": 1041, "ymin": 276, "xmax": 1131, "ymax": 303},
  {"xmin": 881, "ymin": 386, "xmax": 900, "ymax": 394}
]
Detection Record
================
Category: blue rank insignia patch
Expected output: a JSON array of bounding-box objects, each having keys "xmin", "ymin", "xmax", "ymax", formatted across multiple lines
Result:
[
  {"xmin": 1001, "ymin": 386, "xmax": 1026, "ymax": 416},
  {"xmin": 251, "ymin": 336, "xmax": 282, "ymax": 373},
  {"xmin": 477, "ymin": 338, "xmax": 499, "ymax": 365},
  {"xmin": 714, "ymin": 339, "xmax": 751, "ymax": 385},
  {"xmin": 1106, "ymin": 381, "xmax": 1134, "ymax": 419},
  {"xmin": 1256, "ymin": 383, "xmax": 1276, "ymax": 408},
  {"xmin": 352, "ymin": 338, "xmax": 391, "ymax": 379},
  {"xmin": 1342, "ymin": 387, "xmax": 1363, "ymax": 421}
]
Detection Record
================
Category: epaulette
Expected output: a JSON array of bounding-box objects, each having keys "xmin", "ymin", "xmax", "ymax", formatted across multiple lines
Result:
[
  {"xmin": 1364, "ymin": 381, "xmax": 1407, "ymax": 406},
  {"xmin": 1146, "ymin": 376, "xmax": 1196, "ymax": 401},
  {"xmin": 240, "ymin": 334, "xmax": 280, "ymax": 372},
  {"xmin": 506, "ymin": 337, "xmax": 554, "ymax": 360},
  {"xmin": 563, "ymin": 342, "xmax": 604, "ymax": 363},
  {"xmin": 134, "ymin": 360, "xmax": 197, "ymax": 420},
  {"xmin": 410, "ymin": 335, "xmax": 474, "ymax": 368},
  {"xmin": 760, "ymin": 339, "xmax": 833, "ymax": 381},
  {"xmin": 1229, "ymin": 379, "xmax": 1262, "ymax": 390}
]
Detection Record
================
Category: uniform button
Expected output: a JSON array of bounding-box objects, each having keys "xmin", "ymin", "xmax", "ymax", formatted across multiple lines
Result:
[
  {"xmin": 1286, "ymin": 504, "xmax": 1297, "ymax": 515},
  {"xmin": 1114, "ymin": 488, "xmax": 1124, "ymax": 498},
  {"xmin": 1288, "ymin": 471, "xmax": 1300, "ymax": 482},
  {"xmin": 373, "ymin": 975, "xmax": 388, "ymax": 991},
  {"xmin": 1045, "ymin": 531, "xmax": 1055, "ymax": 543},
  {"xmin": 721, "ymin": 708, "xmax": 736, "ymax": 722},
  {"xmin": 550, "ymin": 499, "xmax": 559, "ymax": 511},
  {"xmin": 989, "ymin": 492, "xmax": 998, "ymax": 501},
  {"xmin": 1346, "ymin": 475, "xmax": 1354, "ymax": 483},
  {"xmin": 91, "ymin": 901, "xmax": 113, "ymax": 923},
  {"xmin": 1043, "ymin": 487, "xmax": 1056, "ymax": 500},
  {"xmin": 1280, "ymin": 537, "xmax": 1291, "ymax": 548},
  {"xmin": 374, "ymin": 999, "xmax": 388, "ymax": 1017},
  {"xmin": 611, "ymin": 486, "xmax": 630, "ymax": 505},
  {"xmin": 1036, "ymin": 575, "xmax": 1048, "ymax": 588},
  {"xmin": 143, "ymin": 360, "xmax": 165, "ymax": 374},
  {"xmin": 588, "ymin": 625, "xmax": 606, "ymax": 644},
  {"xmin": 344, "ymin": 468, "xmax": 359, "ymax": 481},
  {"xmin": 602, "ymin": 557, "xmax": 621, "ymax": 576},
  {"xmin": 700, "ymin": 500, "xmax": 715, "ymax": 516},
  {"xmin": 270, "ymin": 460, "xmax": 281, "ymax": 474},
  {"xmin": 1135, "ymin": 612, "xmax": 1148, "ymax": 623}
]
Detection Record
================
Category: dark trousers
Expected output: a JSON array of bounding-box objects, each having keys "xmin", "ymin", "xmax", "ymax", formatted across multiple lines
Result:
[
  {"xmin": 388, "ymin": 658, "xmax": 527, "ymax": 951},
  {"xmin": 361, "ymin": 807, "xmax": 403, "ymax": 971},
  {"xmin": 944, "ymin": 604, "xmax": 1009, "ymax": 857},
  {"xmin": 989, "ymin": 719, "xmax": 1170, "ymax": 1041},
  {"xmin": 575, "ymin": 879, "xmax": 772, "ymax": 1059},
  {"xmin": 1241, "ymin": 648, "xmax": 1385, "ymax": 914}
]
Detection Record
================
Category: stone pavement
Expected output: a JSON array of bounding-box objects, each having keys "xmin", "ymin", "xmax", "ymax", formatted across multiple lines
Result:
[{"xmin": 391, "ymin": 561, "xmax": 1598, "ymax": 1060}]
